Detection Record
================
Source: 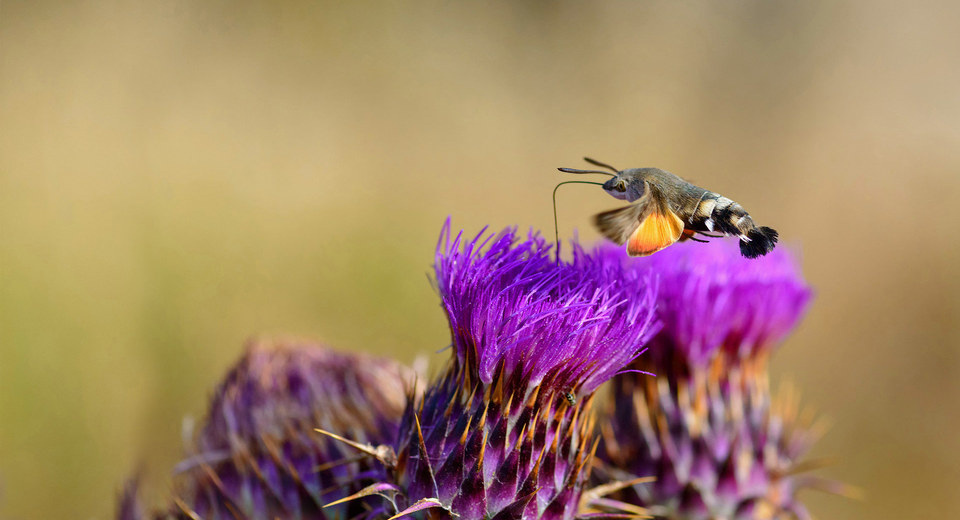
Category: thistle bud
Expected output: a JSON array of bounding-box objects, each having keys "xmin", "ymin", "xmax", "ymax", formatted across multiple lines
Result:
[{"xmin": 123, "ymin": 339, "xmax": 415, "ymax": 520}]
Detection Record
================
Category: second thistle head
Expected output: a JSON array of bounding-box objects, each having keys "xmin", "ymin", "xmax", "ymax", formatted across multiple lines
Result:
[{"xmin": 598, "ymin": 240, "xmax": 834, "ymax": 519}]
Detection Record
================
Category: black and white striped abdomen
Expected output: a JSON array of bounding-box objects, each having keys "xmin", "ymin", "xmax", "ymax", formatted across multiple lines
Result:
[
  {"xmin": 690, "ymin": 194, "xmax": 751, "ymax": 237},
  {"xmin": 693, "ymin": 192, "xmax": 779, "ymax": 258}
]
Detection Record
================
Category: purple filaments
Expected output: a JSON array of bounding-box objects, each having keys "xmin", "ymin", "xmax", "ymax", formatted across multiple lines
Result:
[
  {"xmin": 434, "ymin": 220, "xmax": 659, "ymax": 398},
  {"xmin": 624, "ymin": 239, "xmax": 811, "ymax": 368}
]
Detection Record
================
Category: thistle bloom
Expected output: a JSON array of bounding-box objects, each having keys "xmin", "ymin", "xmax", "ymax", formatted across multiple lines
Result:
[
  {"xmin": 123, "ymin": 339, "xmax": 416, "ymax": 520},
  {"xmin": 118, "ymin": 223, "xmax": 839, "ymax": 520},
  {"xmin": 387, "ymin": 222, "xmax": 659, "ymax": 520},
  {"xmin": 640, "ymin": 239, "xmax": 811, "ymax": 368},
  {"xmin": 600, "ymin": 240, "xmax": 822, "ymax": 520}
]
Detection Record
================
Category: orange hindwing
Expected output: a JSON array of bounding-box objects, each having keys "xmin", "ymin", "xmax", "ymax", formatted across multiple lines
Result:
[{"xmin": 626, "ymin": 207, "xmax": 685, "ymax": 256}]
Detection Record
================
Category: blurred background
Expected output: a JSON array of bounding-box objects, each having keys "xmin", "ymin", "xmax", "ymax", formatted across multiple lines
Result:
[{"xmin": 1, "ymin": 1, "xmax": 958, "ymax": 518}]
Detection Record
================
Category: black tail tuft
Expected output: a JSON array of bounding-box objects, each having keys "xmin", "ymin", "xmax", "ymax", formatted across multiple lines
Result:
[{"xmin": 740, "ymin": 226, "xmax": 779, "ymax": 258}]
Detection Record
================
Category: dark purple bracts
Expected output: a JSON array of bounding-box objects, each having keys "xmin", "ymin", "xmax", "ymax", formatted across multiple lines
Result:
[
  {"xmin": 390, "ymin": 222, "xmax": 659, "ymax": 520},
  {"xmin": 128, "ymin": 339, "xmax": 416, "ymax": 520}
]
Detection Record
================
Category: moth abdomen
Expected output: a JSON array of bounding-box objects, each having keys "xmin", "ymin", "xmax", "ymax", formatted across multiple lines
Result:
[
  {"xmin": 741, "ymin": 226, "xmax": 779, "ymax": 258},
  {"xmin": 711, "ymin": 196, "xmax": 749, "ymax": 235},
  {"xmin": 706, "ymin": 196, "xmax": 779, "ymax": 257}
]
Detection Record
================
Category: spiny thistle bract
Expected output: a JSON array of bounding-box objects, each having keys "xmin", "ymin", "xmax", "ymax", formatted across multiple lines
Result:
[
  {"xmin": 385, "ymin": 222, "xmax": 659, "ymax": 520},
  {"xmin": 120, "ymin": 339, "xmax": 416, "ymax": 520},
  {"xmin": 598, "ymin": 240, "xmax": 829, "ymax": 520}
]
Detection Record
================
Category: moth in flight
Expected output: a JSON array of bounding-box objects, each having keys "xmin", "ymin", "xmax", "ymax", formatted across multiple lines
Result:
[{"xmin": 558, "ymin": 158, "xmax": 778, "ymax": 258}]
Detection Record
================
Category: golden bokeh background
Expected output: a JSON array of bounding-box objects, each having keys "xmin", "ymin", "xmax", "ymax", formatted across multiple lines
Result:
[{"xmin": 1, "ymin": 1, "xmax": 958, "ymax": 518}]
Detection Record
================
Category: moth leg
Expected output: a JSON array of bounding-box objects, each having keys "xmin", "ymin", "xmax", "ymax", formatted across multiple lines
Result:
[{"xmin": 679, "ymin": 228, "xmax": 709, "ymax": 243}]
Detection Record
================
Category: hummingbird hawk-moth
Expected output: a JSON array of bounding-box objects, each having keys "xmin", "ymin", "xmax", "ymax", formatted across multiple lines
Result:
[{"xmin": 558, "ymin": 157, "xmax": 779, "ymax": 258}]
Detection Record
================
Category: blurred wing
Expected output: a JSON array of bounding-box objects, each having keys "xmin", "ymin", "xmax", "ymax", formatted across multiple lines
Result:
[{"xmin": 594, "ymin": 203, "xmax": 644, "ymax": 245}]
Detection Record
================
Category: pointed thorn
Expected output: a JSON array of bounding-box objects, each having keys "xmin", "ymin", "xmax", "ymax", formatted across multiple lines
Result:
[
  {"xmin": 581, "ymin": 477, "xmax": 656, "ymax": 504},
  {"xmin": 323, "ymin": 482, "xmax": 400, "ymax": 509},
  {"xmin": 386, "ymin": 498, "xmax": 451, "ymax": 520},
  {"xmin": 314, "ymin": 428, "xmax": 397, "ymax": 467}
]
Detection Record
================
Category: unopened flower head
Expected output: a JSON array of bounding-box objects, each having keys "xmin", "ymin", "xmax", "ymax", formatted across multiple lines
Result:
[
  {"xmin": 389, "ymin": 221, "xmax": 659, "ymax": 520},
  {"xmin": 140, "ymin": 339, "xmax": 415, "ymax": 520}
]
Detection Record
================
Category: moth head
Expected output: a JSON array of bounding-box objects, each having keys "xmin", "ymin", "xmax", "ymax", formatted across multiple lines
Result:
[{"xmin": 603, "ymin": 172, "xmax": 645, "ymax": 202}]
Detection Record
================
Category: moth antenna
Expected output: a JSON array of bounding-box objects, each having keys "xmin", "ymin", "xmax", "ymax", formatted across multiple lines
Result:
[
  {"xmin": 557, "ymin": 167, "xmax": 615, "ymax": 177},
  {"xmin": 552, "ymin": 180, "xmax": 605, "ymax": 262},
  {"xmin": 583, "ymin": 157, "xmax": 620, "ymax": 174}
]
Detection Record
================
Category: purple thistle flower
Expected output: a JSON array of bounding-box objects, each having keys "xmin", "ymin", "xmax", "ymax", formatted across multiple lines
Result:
[
  {"xmin": 599, "ymin": 240, "xmax": 832, "ymax": 520},
  {"xmin": 120, "ymin": 339, "xmax": 416, "ymax": 520},
  {"xmin": 636, "ymin": 239, "xmax": 812, "ymax": 369},
  {"xmin": 389, "ymin": 221, "xmax": 659, "ymax": 520}
]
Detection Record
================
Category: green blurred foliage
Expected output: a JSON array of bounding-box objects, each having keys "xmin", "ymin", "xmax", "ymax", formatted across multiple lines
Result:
[{"xmin": 0, "ymin": 1, "xmax": 958, "ymax": 518}]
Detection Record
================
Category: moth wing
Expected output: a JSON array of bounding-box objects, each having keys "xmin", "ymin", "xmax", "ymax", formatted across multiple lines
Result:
[
  {"xmin": 593, "ymin": 203, "xmax": 644, "ymax": 245},
  {"xmin": 626, "ymin": 204, "xmax": 685, "ymax": 256}
]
